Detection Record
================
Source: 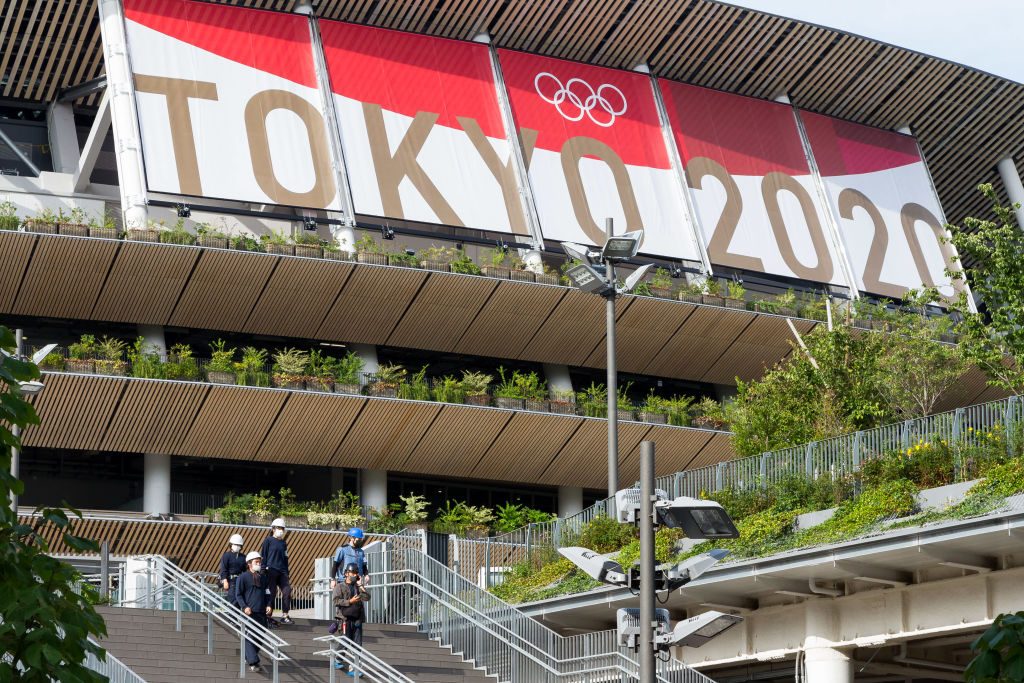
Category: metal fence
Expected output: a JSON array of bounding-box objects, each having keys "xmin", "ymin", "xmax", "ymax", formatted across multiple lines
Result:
[{"xmin": 362, "ymin": 547, "xmax": 714, "ymax": 683}]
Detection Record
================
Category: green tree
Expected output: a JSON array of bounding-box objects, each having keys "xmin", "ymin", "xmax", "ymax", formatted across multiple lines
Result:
[
  {"xmin": 0, "ymin": 325, "xmax": 107, "ymax": 681},
  {"xmin": 946, "ymin": 184, "xmax": 1024, "ymax": 395},
  {"xmin": 966, "ymin": 611, "xmax": 1024, "ymax": 682}
]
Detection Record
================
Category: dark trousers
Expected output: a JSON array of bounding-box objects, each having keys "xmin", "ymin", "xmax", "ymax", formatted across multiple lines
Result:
[
  {"xmin": 244, "ymin": 612, "xmax": 267, "ymax": 665},
  {"xmin": 266, "ymin": 569, "xmax": 291, "ymax": 613},
  {"xmin": 343, "ymin": 618, "xmax": 363, "ymax": 647}
]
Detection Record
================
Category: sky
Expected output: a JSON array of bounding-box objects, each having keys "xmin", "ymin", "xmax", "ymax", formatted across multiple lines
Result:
[{"xmin": 725, "ymin": 1, "xmax": 1024, "ymax": 85}]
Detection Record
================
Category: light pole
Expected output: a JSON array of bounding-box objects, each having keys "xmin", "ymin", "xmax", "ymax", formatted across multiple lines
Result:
[
  {"xmin": 7, "ymin": 329, "xmax": 52, "ymax": 512},
  {"xmin": 562, "ymin": 219, "xmax": 651, "ymax": 497}
]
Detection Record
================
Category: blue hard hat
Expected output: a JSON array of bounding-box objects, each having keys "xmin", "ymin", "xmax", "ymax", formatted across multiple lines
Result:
[{"xmin": 348, "ymin": 528, "xmax": 364, "ymax": 539}]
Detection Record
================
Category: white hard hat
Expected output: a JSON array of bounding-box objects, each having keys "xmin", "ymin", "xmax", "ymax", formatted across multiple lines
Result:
[
  {"xmin": 246, "ymin": 551, "xmax": 261, "ymax": 563},
  {"xmin": 270, "ymin": 518, "xmax": 285, "ymax": 529},
  {"xmin": 229, "ymin": 533, "xmax": 244, "ymax": 546}
]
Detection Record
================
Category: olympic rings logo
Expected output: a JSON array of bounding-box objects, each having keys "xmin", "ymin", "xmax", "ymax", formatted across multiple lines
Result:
[{"xmin": 533, "ymin": 72, "xmax": 627, "ymax": 127}]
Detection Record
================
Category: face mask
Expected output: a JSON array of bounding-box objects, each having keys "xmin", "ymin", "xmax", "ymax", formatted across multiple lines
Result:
[
  {"xmin": 251, "ymin": 563, "xmax": 261, "ymax": 572},
  {"xmin": 231, "ymin": 544, "xmax": 241, "ymax": 552},
  {"xmin": 273, "ymin": 529, "xmax": 284, "ymax": 539}
]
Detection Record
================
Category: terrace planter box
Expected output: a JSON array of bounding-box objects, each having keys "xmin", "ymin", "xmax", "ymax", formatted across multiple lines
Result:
[
  {"xmin": 89, "ymin": 227, "xmax": 120, "ymax": 239},
  {"xmin": 59, "ymin": 223, "xmax": 89, "ymax": 237},
  {"xmin": 357, "ymin": 252, "xmax": 388, "ymax": 266},
  {"xmin": 23, "ymin": 220, "xmax": 58, "ymax": 234},
  {"xmin": 198, "ymin": 236, "xmax": 229, "ymax": 249},
  {"xmin": 777, "ymin": 306, "xmax": 797, "ymax": 317},
  {"xmin": 294, "ymin": 244, "xmax": 323, "ymax": 258},
  {"xmin": 0, "ymin": 216, "xmax": 20, "ymax": 231},
  {"xmin": 265, "ymin": 243, "xmax": 294, "ymax": 256},
  {"xmin": 724, "ymin": 297, "xmax": 747, "ymax": 310},
  {"xmin": 208, "ymin": 371, "xmax": 236, "ymax": 385},
  {"xmin": 639, "ymin": 411, "xmax": 668, "ymax": 424},
  {"xmin": 652, "ymin": 287, "xmax": 672, "ymax": 299},
  {"xmin": 465, "ymin": 394, "xmax": 490, "ymax": 407},
  {"xmin": 548, "ymin": 400, "xmax": 577, "ymax": 415},
  {"xmin": 525, "ymin": 399, "xmax": 549, "ymax": 413},
  {"xmin": 65, "ymin": 359, "xmax": 95, "ymax": 374},
  {"xmin": 323, "ymin": 250, "xmax": 351, "ymax": 261},
  {"xmin": 422, "ymin": 260, "xmax": 451, "ymax": 273},
  {"xmin": 702, "ymin": 295, "xmax": 725, "ymax": 307},
  {"xmin": 333, "ymin": 382, "xmax": 362, "ymax": 396},
  {"xmin": 94, "ymin": 361, "xmax": 127, "ymax": 376},
  {"xmin": 482, "ymin": 266, "xmax": 511, "ymax": 280},
  {"xmin": 127, "ymin": 228, "xmax": 160, "ymax": 242},
  {"xmin": 160, "ymin": 232, "xmax": 196, "ymax": 246},
  {"xmin": 495, "ymin": 397, "xmax": 526, "ymax": 411},
  {"xmin": 534, "ymin": 273, "xmax": 559, "ymax": 286},
  {"xmin": 510, "ymin": 269, "xmax": 535, "ymax": 283},
  {"xmin": 678, "ymin": 292, "xmax": 703, "ymax": 304},
  {"xmin": 307, "ymin": 380, "xmax": 334, "ymax": 393},
  {"xmin": 616, "ymin": 409, "xmax": 635, "ymax": 422},
  {"xmin": 367, "ymin": 383, "xmax": 399, "ymax": 398},
  {"xmin": 273, "ymin": 375, "xmax": 306, "ymax": 390}
]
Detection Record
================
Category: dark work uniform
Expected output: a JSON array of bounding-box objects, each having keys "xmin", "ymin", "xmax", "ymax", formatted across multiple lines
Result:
[
  {"xmin": 218, "ymin": 550, "xmax": 247, "ymax": 598},
  {"xmin": 338, "ymin": 578, "xmax": 366, "ymax": 648},
  {"xmin": 260, "ymin": 535, "xmax": 291, "ymax": 613},
  {"xmin": 332, "ymin": 544, "xmax": 367, "ymax": 580},
  {"xmin": 234, "ymin": 570, "xmax": 269, "ymax": 666}
]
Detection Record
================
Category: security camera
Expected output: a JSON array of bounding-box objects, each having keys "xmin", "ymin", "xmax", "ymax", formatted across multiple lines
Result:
[
  {"xmin": 616, "ymin": 607, "xmax": 670, "ymax": 649},
  {"xmin": 659, "ymin": 549, "xmax": 730, "ymax": 592},
  {"xmin": 656, "ymin": 610, "xmax": 743, "ymax": 649},
  {"xmin": 653, "ymin": 497, "xmax": 739, "ymax": 539},
  {"xmin": 558, "ymin": 547, "xmax": 626, "ymax": 586},
  {"xmin": 614, "ymin": 487, "xmax": 670, "ymax": 524}
]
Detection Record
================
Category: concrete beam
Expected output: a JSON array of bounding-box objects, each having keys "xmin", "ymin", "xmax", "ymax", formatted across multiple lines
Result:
[
  {"xmin": 921, "ymin": 547, "xmax": 996, "ymax": 573},
  {"xmin": 74, "ymin": 89, "xmax": 111, "ymax": 192},
  {"xmin": 46, "ymin": 102, "xmax": 80, "ymax": 174},
  {"xmin": 835, "ymin": 561, "xmax": 912, "ymax": 587},
  {"xmin": 857, "ymin": 661, "xmax": 962, "ymax": 682}
]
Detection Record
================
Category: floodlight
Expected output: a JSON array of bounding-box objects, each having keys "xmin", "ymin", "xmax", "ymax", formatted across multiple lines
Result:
[
  {"xmin": 561, "ymin": 241, "xmax": 598, "ymax": 264},
  {"xmin": 558, "ymin": 546, "xmax": 626, "ymax": 586},
  {"xmin": 657, "ymin": 610, "xmax": 743, "ymax": 648},
  {"xmin": 17, "ymin": 380, "xmax": 45, "ymax": 395},
  {"xmin": 176, "ymin": 204, "xmax": 191, "ymax": 218},
  {"xmin": 565, "ymin": 263, "xmax": 614, "ymax": 297},
  {"xmin": 617, "ymin": 608, "xmax": 670, "ymax": 649},
  {"xmin": 601, "ymin": 230, "xmax": 643, "ymax": 261},
  {"xmin": 622, "ymin": 264, "xmax": 653, "ymax": 294},
  {"xmin": 31, "ymin": 344, "xmax": 57, "ymax": 365},
  {"xmin": 660, "ymin": 549, "xmax": 729, "ymax": 591},
  {"xmin": 653, "ymin": 497, "xmax": 739, "ymax": 539},
  {"xmin": 303, "ymin": 217, "xmax": 317, "ymax": 231},
  {"xmin": 381, "ymin": 226, "xmax": 395, "ymax": 240},
  {"xmin": 614, "ymin": 486, "xmax": 670, "ymax": 524}
]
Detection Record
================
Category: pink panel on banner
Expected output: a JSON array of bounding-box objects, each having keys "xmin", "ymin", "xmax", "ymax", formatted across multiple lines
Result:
[
  {"xmin": 498, "ymin": 50, "xmax": 699, "ymax": 261},
  {"xmin": 659, "ymin": 80, "xmax": 846, "ymax": 285},
  {"xmin": 320, "ymin": 22, "xmax": 524, "ymax": 234},
  {"xmin": 802, "ymin": 112, "xmax": 961, "ymax": 300},
  {"xmin": 124, "ymin": 0, "xmax": 340, "ymax": 209}
]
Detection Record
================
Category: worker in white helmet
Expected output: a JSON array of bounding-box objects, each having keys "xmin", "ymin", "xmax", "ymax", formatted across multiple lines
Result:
[
  {"xmin": 218, "ymin": 533, "xmax": 246, "ymax": 598},
  {"xmin": 234, "ymin": 551, "xmax": 271, "ymax": 673},
  {"xmin": 260, "ymin": 518, "xmax": 293, "ymax": 624}
]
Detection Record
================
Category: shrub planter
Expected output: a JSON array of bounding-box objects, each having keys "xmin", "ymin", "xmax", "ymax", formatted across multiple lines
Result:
[
  {"xmin": 334, "ymin": 382, "xmax": 362, "ymax": 396},
  {"xmin": 284, "ymin": 515, "xmax": 306, "ymax": 529},
  {"xmin": 534, "ymin": 273, "xmax": 559, "ymax": 286},
  {"xmin": 357, "ymin": 251, "xmax": 388, "ymax": 265},
  {"xmin": 724, "ymin": 297, "xmax": 747, "ymax": 310},
  {"xmin": 246, "ymin": 513, "xmax": 272, "ymax": 527},
  {"xmin": 0, "ymin": 216, "xmax": 20, "ymax": 231},
  {"xmin": 464, "ymin": 527, "xmax": 488, "ymax": 540},
  {"xmin": 495, "ymin": 397, "xmax": 526, "ymax": 411},
  {"xmin": 265, "ymin": 243, "xmax": 294, "ymax": 256},
  {"xmin": 702, "ymin": 295, "xmax": 725, "ymax": 307},
  {"xmin": 465, "ymin": 393, "xmax": 490, "ymax": 407},
  {"xmin": 616, "ymin": 409, "xmax": 635, "ymax": 422},
  {"xmin": 294, "ymin": 244, "xmax": 322, "ymax": 258},
  {"xmin": 127, "ymin": 228, "xmax": 160, "ymax": 242},
  {"xmin": 422, "ymin": 260, "xmax": 451, "ymax": 273},
  {"xmin": 161, "ymin": 232, "xmax": 196, "ymax": 246},
  {"xmin": 23, "ymin": 220, "xmax": 58, "ymax": 234},
  {"xmin": 482, "ymin": 266, "xmax": 511, "ymax": 280},
  {"xmin": 307, "ymin": 380, "xmax": 333, "ymax": 393},
  {"xmin": 404, "ymin": 522, "xmax": 428, "ymax": 533},
  {"xmin": 59, "ymin": 223, "xmax": 89, "ymax": 237},
  {"xmin": 525, "ymin": 399, "xmax": 549, "ymax": 413},
  {"xmin": 208, "ymin": 371, "xmax": 236, "ymax": 385},
  {"xmin": 678, "ymin": 292, "xmax": 703, "ymax": 304},
  {"xmin": 367, "ymin": 382, "xmax": 399, "ymax": 398},
  {"xmin": 65, "ymin": 359, "xmax": 95, "ymax": 374},
  {"xmin": 692, "ymin": 416, "xmax": 726, "ymax": 430},
  {"xmin": 652, "ymin": 287, "xmax": 672, "ymax": 299},
  {"xmin": 89, "ymin": 227, "xmax": 120, "ymax": 239},
  {"xmin": 94, "ymin": 361, "xmax": 127, "ymax": 376},
  {"xmin": 549, "ymin": 399, "xmax": 577, "ymax": 415},
  {"xmin": 639, "ymin": 411, "xmax": 668, "ymax": 424},
  {"xmin": 273, "ymin": 375, "xmax": 306, "ymax": 390},
  {"xmin": 777, "ymin": 306, "xmax": 797, "ymax": 317},
  {"xmin": 510, "ymin": 269, "xmax": 535, "ymax": 283},
  {"xmin": 198, "ymin": 236, "xmax": 229, "ymax": 249},
  {"xmin": 753, "ymin": 302, "xmax": 778, "ymax": 314},
  {"xmin": 323, "ymin": 250, "xmax": 351, "ymax": 261}
]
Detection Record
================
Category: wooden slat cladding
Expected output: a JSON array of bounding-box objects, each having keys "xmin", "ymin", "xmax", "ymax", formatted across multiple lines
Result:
[
  {"xmin": 25, "ymin": 373, "xmax": 739, "ymax": 487},
  {"xmin": 317, "ymin": 264, "xmax": 429, "ymax": 344},
  {"xmin": 643, "ymin": 305, "xmax": 754, "ymax": 380},
  {"xmin": 13, "ymin": 236, "xmax": 119, "ymax": 319},
  {"xmin": 0, "ymin": 232, "xmax": 36, "ymax": 313},
  {"xmin": 4, "ymin": 0, "xmax": 1021, "ymax": 227},
  {"xmin": 519, "ymin": 290, "xmax": 631, "ymax": 366},
  {"xmin": 168, "ymin": 249, "xmax": 278, "ymax": 331},
  {"xmin": 702, "ymin": 316, "xmax": 816, "ymax": 385},
  {"xmin": 453, "ymin": 282, "xmax": 566, "ymax": 359},
  {"xmin": 387, "ymin": 274, "xmax": 498, "ymax": 352},
  {"xmin": 92, "ymin": 241, "xmax": 200, "ymax": 325},
  {"xmin": 583, "ymin": 296, "xmax": 697, "ymax": 373},
  {"xmin": 243, "ymin": 257, "xmax": 354, "ymax": 338}
]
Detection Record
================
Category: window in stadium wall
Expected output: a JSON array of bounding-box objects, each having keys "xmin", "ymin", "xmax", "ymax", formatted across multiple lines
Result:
[
  {"xmin": 0, "ymin": 119, "xmax": 52, "ymax": 177},
  {"xmin": 658, "ymin": 80, "xmax": 850, "ymax": 288}
]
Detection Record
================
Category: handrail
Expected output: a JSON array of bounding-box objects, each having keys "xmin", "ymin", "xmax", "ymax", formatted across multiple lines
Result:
[
  {"xmin": 116, "ymin": 555, "xmax": 289, "ymax": 681},
  {"xmin": 84, "ymin": 639, "xmax": 148, "ymax": 683},
  {"xmin": 313, "ymin": 635, "xmax": 415, "ymax": 683},
  {"xmin": 362, "ymin": 547, "xmax": 714, "ymax": 683}
]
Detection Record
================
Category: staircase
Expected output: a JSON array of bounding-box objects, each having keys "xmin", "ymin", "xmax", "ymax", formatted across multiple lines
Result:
[{"xmin": 97, "ymin": 606, "xmax": 493, "ymax": 682}]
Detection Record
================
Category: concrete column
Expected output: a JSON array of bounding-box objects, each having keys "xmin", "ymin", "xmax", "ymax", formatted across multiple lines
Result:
[
  {"xmin": 143, "ymin": 452, "xmax": 171, "ymax": 516},
  {"xmin": 46, "ymin": 102, "xmax": 80, "ymax": 174},
  {"xmin": 558, "ymin": 486, "xmax": 583, "ymax": 518},
  {"xmin": 997, "ymin": 157, "xmax": 1024, "ymax": 230},
  {"xmin": 360, "ymin": 469, "xmax": 387, "ymax": 512},
  {"xmin": 138, "ymin": 324, "xmax": 166, "ymax": 356},
  {"xmin": 522, "ymin": 249, "xmax": 544, "ymax": 275},
  {"xmin": 543, "ymin": 364, "xmax": 573, "ymax": 398},
  {"xmin": 351, "ymin": 344, "xmax": 378, "ymax": 375},
  {"xmin": 804, "ymin": 647, "xmax": 853, "ymax": 682},
  {"xmin": 335, "ymin": 225, "xmax": 357, "ymax": 255}
]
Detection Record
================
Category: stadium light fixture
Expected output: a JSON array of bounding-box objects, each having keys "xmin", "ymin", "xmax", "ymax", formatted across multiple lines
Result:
[
  {"xmin": 175, "ymin": 203, "xmax": 190, "ymax": 218},
  {"xmin": 302, "ymin": 217, "xmax": 317, "ymax": 231},
  {"xmin": 601, "ymin": 230, "xmax": 643, "ymax": 261},
  {"xmin": 659, "ymin": 611, "xmax": 743, "ymax": 648},
  {"xmin": 653, "ymin": 497, "xmax": 740, "ymax": 540}
]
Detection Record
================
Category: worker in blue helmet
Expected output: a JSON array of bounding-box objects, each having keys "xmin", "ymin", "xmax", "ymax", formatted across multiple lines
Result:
[{"xmin": 331, "ymin": 528, "xmax": 368, "ymax": 591}]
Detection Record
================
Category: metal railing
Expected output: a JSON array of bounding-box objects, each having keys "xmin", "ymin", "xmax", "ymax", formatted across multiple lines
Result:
[
  {"xmin": 489, "ymin": 395, "xmax": 1024, "ymax": 562},
  {"xmin": 313, "ymin": 635, "xmax": 415, "ymax": 683},
  {"xmin": 116, "ymin": 555, "xmax": 290, "ymax": 681},
  {"xmin": 84, "ymin": 640, "xmax": 148, "ymax": 683},
  {"xmin": 358, "ymin": 547, "xmax": 714, "ymax": 683}
]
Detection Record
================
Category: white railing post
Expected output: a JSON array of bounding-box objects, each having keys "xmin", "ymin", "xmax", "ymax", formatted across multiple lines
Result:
[
  {"xmin": 272, "ymin": 645, "xmax": 279, "ymax": 683},
  {"xmin": 174, "ymin": 576, "xmax": 182, "ymax": 631},
  {"xmin": 328, "ymin": 639, "xmax": 337, "ymax": 683},
  {"xmin": 805, "ymin": 442, "xmax": 815, "ymax": 478},
  {"xmin": 239, "ymin": 622, "xmax": 246, "ymax": 678},
  {"xmin": 208, "ymin": 610, "xmax": 213, "ymax": 654}
]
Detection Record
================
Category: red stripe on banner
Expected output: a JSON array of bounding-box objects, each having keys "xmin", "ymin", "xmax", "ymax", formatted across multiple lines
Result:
[
  {"xmin": 319, "ymin": 21, "xmax": 505, "ymax": 139},
  {"xmin": 498, "ymin": 50, "xmax": 670, "ymax": 169},
  {"xmin": 659, "ymin": 80, "xmax": 810, "ymax": 177},
  {"xmin": 801, "ymin": 112, "xmax": 921, "ymax": 177},
  {"xmin": 124, "ymin": 0, "xmax": 317, "ymax": 89}
]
